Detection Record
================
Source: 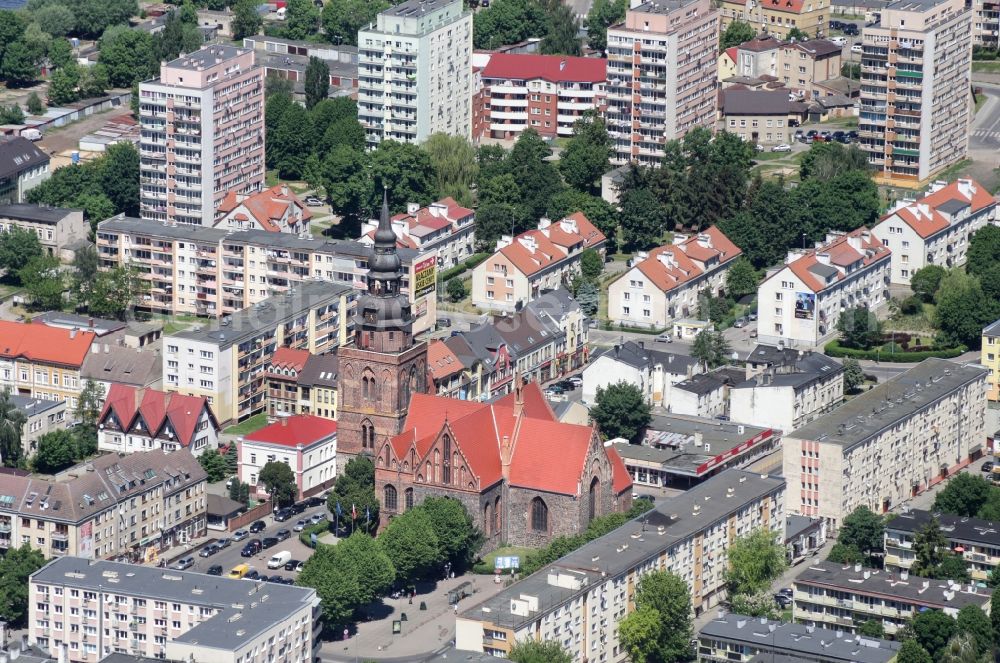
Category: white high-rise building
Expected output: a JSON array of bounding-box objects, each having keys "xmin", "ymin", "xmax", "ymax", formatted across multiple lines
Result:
[
  {"xmin": 138, "ymin": 45, "xmax": 264, "ymax": 226},
  {"xmin": 357, "ymin": 0, "xmax": 473, "ymax": 146}
]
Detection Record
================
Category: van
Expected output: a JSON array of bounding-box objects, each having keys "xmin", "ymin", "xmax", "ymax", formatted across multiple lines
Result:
[
  {"xmin": 275, "ymin": 7, "xmax": 286, "ymax": 19},
  {"xmin": 228, "ymin": 563, "xmax": 251, "ymax": 579},
  {"xmin": 20, "ymin": 128, "xmax": 41, "ymax": 141},
  {"xmin": 268, "ymin": 551, "xmax": 292, "ymax": 569}
]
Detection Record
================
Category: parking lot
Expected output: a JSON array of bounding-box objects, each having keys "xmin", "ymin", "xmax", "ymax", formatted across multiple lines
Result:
[{"xmin": 176, "ymin": 500, "xmax": 332, "ymax": 582}]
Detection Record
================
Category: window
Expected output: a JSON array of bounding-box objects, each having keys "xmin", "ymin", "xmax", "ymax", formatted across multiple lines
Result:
[
  {"xmin": 404, "ymin": 488, "xmax": 414, "ymax": 510},
  {"xmin": 383, "ymin": 485, "xmax": 397, "ymax": 511},
  {"xmin": 442, "ymin": 435, "xmax": 452, "ymax": 484},
  {"xmin": 530, "ymin": 498, "xmax": 548, "ymax": 532}
]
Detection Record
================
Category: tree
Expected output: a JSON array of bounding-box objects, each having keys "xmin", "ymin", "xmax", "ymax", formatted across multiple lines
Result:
[
  {"xmin": 910, "ymin": 264, "xmax": 946, "ymax": 302},
  {"xmin": 304, "ymin": 56, "xmax": 329, "ymax": 110},
  {"xmin": 334, "ymin": 530, "xmax": 395, "ymax": 603},
  {"xmin": 473, "ymin": 0, "xmax": 549, "ymax": 50},
  {"xmin": 422, "ymin": 132, "xmax": 478, "ymax": 207},
  {"xmin": 284, "ymin": 0, "xmax": 320, "ymax": 40},
  {"xmin": 70, "ymin": 244, "xmax": 98, "ymax": 289},
  {"xmin": 296, "ymin": 540, "xmax": 363, "ymax": 627},
  {"xmin": 232, "ymin": 0, "xmax": 263, "ymax": 40},
  {"xmin": 0, "ymin": 389, "xmax": 26, "ymax": 467},
  {"xmin": 74, "ymin": 378, "xmax": 104, "ymax": 458},
  {"xmin": 618, "ymin": 187, "xmax": 667, "ymax": 251},
  {"xmin": 834, "ymin": 506, "xmax": 884, "ymax": 562},
  {"xmin": 618, "ymin": 570, "xmax": 693, "ymax": 663},
  {"xmin": 0, "ymin": 544, "xmax": 45, "ymax": 627},
  {"xmin": 590, "ymin": 381, "xmax": 651, "ymax": 443},
  {"xmin": 18, "ymin": 254, "xmax": 64, "ymax": 310},
  {"xmin": 586, "ymin": 0, "xmax": 626, "ymax": 53},
  {"xmin": 422, "ymin": 496, "xmax": 483, "ymax": 569},
  {"xmin": 912, "ymin": 517, "xmax": 950, "ymax": 576},
  {"xmin": 98, "ymin": 26, "xmax": 157, "ymax": 88},
  {"xmin": 154, "ymin": 9, "xmax": 202, "ymax": 62},
  {"xmin": 786, "ymin": 26, "xmax": 810, "ymax": 40},
  {"xmin": 34, "ymin": 6, "xmax": 75, "ymax": 38},
  {"xmin": 265, "ymin": 92, "xmax": 294, "ymax": 168},
  {"xmin": 1, "ymin": 40, "xmax": 39, "ymax": 87},
  {"xmin": 725, "ymin": 258, "xmax": 758, "ymax": 300},
  {"xmin": 540, "ymin": 2, "xmax": 581, "ymax": 56},
  {"xmin": 837, "ymin": 306, "xmax": 882, "ymax": 350},
  {"xmin": 229, "ymin": 478, "xmax": 250, "ymax": 505},
  {"xmin": 799, "ymin": 142, "xmax": 871, "ymax": 181},
  {"xmin": 913, "ymin": 610, "xmax": 958, "ymax": 660},
  {"xmin": 273, "ymin": 102, "xmax": 314, "ymax": 179},
  {"xmin": 25, "ymin": 91, "xmax": 43, "ymax": 115},
  {"xmin": 692, "ymin": 330, "xmax": 730, "ymax": 370},
  {"xmin": 377, "ymin": 506, "xmax": 442, "ymax": 583},
  {"xmin": 447, "ymin": 277, "xmax": 466, "ymax": 302},
  {"xmin": 560, "ymin": 111, "xmax": 611, "ymax": 194},
  {"xmin": 321, "ymin": 0, "xmax": 387, "ymax": 46},
  {"xmin": 83, "ymin": 264, "xmax": 146, "ymax": 320},
  {"xmin": 842, "ymin": 357, "xmax": 865, "ymax": 393},
  {"xmin": 579, "ymin": 248, "xmax": 603, "ymax": 282},
  {"xmin": 259, "ymin": 461, "xmax": 297, "ymax": 507},
  {"xmin": 79, "ymin": 63, "xmax": 109, "ymax": 99},
  {"xmin": 31, "ymin": 429, "xmax": 77, "ymax": 474},
  {"xmin": 100, "ymin": 142, "xmax": 140, "ymax": 219},
  {"xmin": 0, "ymin": 226, "xmax": 42, "ymax": 280},
  {"xmin": 933, "ymin": 473, "xmax": 993, "ymax": 518},
  {"xmin": 956, "ymin": 604, "xmax": 993, "ymax": 657},
  {"xmin": 935, "ymin": 270, "xmax": 998, "ymax": 349},
  {"xmin": 725, "ymin": 528, "xmax": 787, "ymax": 596},
  {"xmin": 967, "ymin": 225, "xmax": 1000, "ymax": 278},
  {"xmin": 329, "ymin": 455, "xmax": 379, "ymax": 534},
  {"xmin": 370, "ymin": 140, "xmax": 438, "ymax": 213},
  {"xmin": 858, "ymin": 620, "xmax": 885, "ymax": 638},
  {"xmin": 992, "ymin": 589, "xmax": 1000, "ymax": 651},
  {"xmin": 198, "ymin": 449, "xmax": 228, "ymax": 482},
  {"xmin": 46, "ymin": 64, "xmax": 78, "ymax": 105},
  {"xmin": 224, "ymin": 444, "xmax": 238, "ymax": 474},
  {"xmin": 504, "ymin": 129, "xmax": 564, "ymax": 228},
  {"xmin": 0, "ymin": 104, "xmax": 23, "ymax": 125},
  {"xmin": 898, "ymin": 640, "xmax": 934, "ymax": 663},
  {"xmin": 509, "ymin": 640, "xmax": 573, "ymax": 663},
  {"xmin": 720, "ymin": 20, "xmax": 755, "ymax": 50},
  {"xmin": 826, "ymin": 541, "xmax": 864, "ymax": 565}
]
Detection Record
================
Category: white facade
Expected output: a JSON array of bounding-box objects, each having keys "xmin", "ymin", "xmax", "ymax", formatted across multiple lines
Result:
[
  {"xmin": 357, "ymin": 0, "xmax": 472, "ymax": 146},
  {"xmin": 729, "ymin": 370, "xmax": 844, "ymax": 434},
  {"xmin": 757, "ymin": 228, "xmax": 891, "ymax": 348},
  {"xmin": 670, "ymin": 378, "xmax": 728, "ymax": 418},
  {"xmin": 239, "ymin": 421, "xmax": 338, "ymax": 499},
  {"xmin": 580, "ymin": 343, "xmax": 700, "ymax": 406}
]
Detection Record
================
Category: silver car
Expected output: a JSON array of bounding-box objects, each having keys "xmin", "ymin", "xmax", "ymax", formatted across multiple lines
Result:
[
  {"xmin": 293, "ymin": 519, "xmax": 308, "ymax": 532},
  {"xmin": 171, "ymin": 556, "xmax": 195, "ymax": 570}
]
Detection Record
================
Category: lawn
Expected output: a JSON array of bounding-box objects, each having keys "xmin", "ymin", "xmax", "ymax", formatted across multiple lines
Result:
[
  {"xmin": 973, "ymin": 61, "xmax": 1000, "ymax": 73},
  {"xmin": 224, "ymin": 412, "xmax": 269, "ymax": 436},
  {"xmin": 884, "ymin": 302, "xmax": 937, "ymax": 334},
  {"xmin": 753, "ymin": 150, "xmax": 794, "ymax": 162},
  {"xmin": 474, "ymin": 546, "xmax": 534, "ymax": 574}
]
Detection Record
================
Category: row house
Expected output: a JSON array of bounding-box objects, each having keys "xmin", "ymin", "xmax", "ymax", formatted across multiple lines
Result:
[
  {"xmin": 885, "ymin": 508, "xmax": 1000, "ymax": 582},
  {"xmin": 29, "ymin": 557, "xmax": 319, "ymax": 663},
  {"xmin": 162, "ymin": 281, "xmax": 353, "ymax": 424},
  {"xmin": 872, "ymin": 177, "xmax": 998, "ymax": 285},
  {"xmin": 470, "ymin": 213, "xmax": 606, "ymax": 312},
  {"xmin": 608, "ymin": 226, "xmax": 743, "ymax": 330},
  {"xmin": 782, "ymin": 359, "xmax": 987, "ymax": 528},
  {"xmin": 359, "ymin": 197, "xmax": 476, "ymax": 269},
  {"xmin": 757, "ymin": 228, "xmax": 891, "ymax": 348},
  {"xmin": 214, "ymin": 184, "xmax": 311, "ymax": 234},
  {"xmin": 580, "ymin": 340, "xmax": 701, "ymax": 406},
  {"xmin": 472, "ymin": 53, "xmax": 606, "ymax": 142},
  {"xmin": 0, "ymin": 449, "xmax": 206, "ymax": 560},
  {"xmin": 265, "ymin": 349, "xmax": 339, "ymax": 420},
  {"xmin": 12, "ymin": 395, "xmax": 68, "ymax": 457},
  {"xmin": 719, "ymin": 0, "xmax": 828, "ymax": 40},
  {"xmin": 427, "ymin": 335, "xmax": 489, "ymax": 401},
  {"xmin": 97, "ymin": 385, "xmax": 220, "ymax": 457},
  {"xmin": 455, "ymin": 469, "xmax": 785, "ymax": 659},
  {"xmin": 726, "ymin": 36, "xmax": 842, "ymax": 99},
  {"xmin": 94, "ymin": 216, "xmax": 438, "ymax": 335},
  {"xmin": 0, "ymin": 205, "xmax": 88, "ymax": 260}
]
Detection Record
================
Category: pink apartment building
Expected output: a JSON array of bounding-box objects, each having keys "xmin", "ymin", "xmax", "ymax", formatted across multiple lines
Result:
[
  {"xmin": 139, "ymin": 45, "xmax": 265, "ymax": 226},
  {"xmin": 606, "ymin": 0, "xmax": 720, "ymax": 165}
]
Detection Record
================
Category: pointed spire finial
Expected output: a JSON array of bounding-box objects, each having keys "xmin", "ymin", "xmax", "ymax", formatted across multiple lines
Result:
[{"xmin": 374, "ymin": 186, "xmax": 396, "ymax": 248}]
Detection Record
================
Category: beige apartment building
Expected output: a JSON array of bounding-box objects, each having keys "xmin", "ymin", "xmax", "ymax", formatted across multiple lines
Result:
[
  {"xmin": 605, "ymin": 0, "xmax": 719, "ymax": 165},
  {"xmin": 0, "ymin": 204, "xmax": 88, "ymax": 260},
  {"xmin": 728, "ymin": 37, "xmax": 843, "ymax": 99},
  {"xmin": 782, "ymin": 358, "xmax": 987, "ymax": 529},
  {"xmin": 456, "ymin": 469, "xmax": 785, "ymax": 659},
  {"xmin": 0, "ymin": 449, "xmax": 206, "ymax": 561},
  {"xmin": 29, "ymin": 557, "xmax": 319, "ymax": 663},
  {"xmin": 885, "ymin": 509, "xmax": 1000, "ymax": 582},
  {"xmin": 0, "ymin": 321, "xmax": 97, "ymax": 414},
  {"xmin": 95, "ymin": 216, "xmax": 438, "ymax": 333},
  {"xmin": 858, "ymin": 0, "xmax": 973, "ymax": 184},
  {"xmin": 720, "ymin": 0, "xmax": 828, "ymax": 39},
  {"xmin": 163, "ymin": 281, "xmax": 353, "ymax": 423}
]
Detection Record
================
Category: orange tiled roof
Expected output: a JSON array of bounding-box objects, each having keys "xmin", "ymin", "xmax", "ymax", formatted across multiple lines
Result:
[
  {"xmin": 783, "ymin": 227, "xmax": 890, "ymax": 293},
  {"xmin": 883, "ymin": 178, "xmax": 997, "ymax": 239},
  {"xmin": 99, "ymin": 384, "xmax": 216, "ymax": 448},
  {"xmin": 498, "ymin": 213, "xmax": 606, "ymax": 277},
  {"xmin": 0, "ymin": 321, "xmax": 95, "ymax": 367},
  {"xmin": 628, "ymin": 226, "xmax": 742, "ymax": 294},
  {"xmin": 269, "ymin": 347, "xmax": 310, "ymax": 373},
  {"xmin": 217, "ymin": 185, "xmax": 312, "ymax": 232},
  {"xmin": 427, "ymin": 339, "xmax": 465, "ymax": 381}
]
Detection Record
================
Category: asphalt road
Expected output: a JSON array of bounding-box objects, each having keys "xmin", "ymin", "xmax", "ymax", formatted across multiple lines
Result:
[
  {"xmin": 970, "ymin": 83, "xmax": 1000, "ymax": 158},
  {"xmin": 179, "ymin": 502, "xmax": 332, "ymax": 581}
]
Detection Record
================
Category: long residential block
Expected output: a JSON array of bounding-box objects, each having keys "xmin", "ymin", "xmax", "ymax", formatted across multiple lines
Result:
[
  {"xmin": 884, "ymin": 508, "xmax": 1000, "ymax": 582},
  {"xmin": 29, "ymin": 556, "xmax": 320, "ymax": 663},
  {"xmin": 782, "ymin": 358, "xmax": 987, "ymax": 528}
]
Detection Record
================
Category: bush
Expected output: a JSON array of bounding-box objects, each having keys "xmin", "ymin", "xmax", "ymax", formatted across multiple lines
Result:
[
  {"xmin": 439, "ymin": 252, "xmax": 490, "ymax": 282},
  {"xmin": 899, "ymin": 295, "xmax": 923, "ymax": 315},
  {"xmin": 825, "ymin": 340, "xmax": 967, "ymax": 362},
  {"xmin": 298, "ymin": 520, "xmax": 331, "ymax": 547}
]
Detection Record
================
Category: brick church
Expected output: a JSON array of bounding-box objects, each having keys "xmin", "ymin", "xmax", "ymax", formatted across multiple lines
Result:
[{"xmin": 337, "ymin": 194, "xmax": 633, "ymax": 549}]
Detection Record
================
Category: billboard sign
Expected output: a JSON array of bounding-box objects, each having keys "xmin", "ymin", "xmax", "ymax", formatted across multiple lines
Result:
[
  {"xmin": 413, "ymin": 257, "xmax": 437, "ymax": 297},
  {"xmin": 80, "ymin": 521, "xmax": 94, "ymax": 559},
  {"xmin": 794, "ymin": 292, "xmax": 816, "ymax": 320},
  {"xmin": 495, "ymin": 555, "xmax": 521, "ymax": 570}
]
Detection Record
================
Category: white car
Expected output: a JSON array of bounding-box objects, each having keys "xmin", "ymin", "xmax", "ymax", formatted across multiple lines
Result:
[
  {"xmin": 850, "ymin": 43, "xmax": 862, "ymax": 53},
  {"xmin": 771, "ymin": 143, "xmax": 792, "ymax": 152},
  {"xmin": 830, "ymin": 36, "xmax": 847, "ymax": 46}
]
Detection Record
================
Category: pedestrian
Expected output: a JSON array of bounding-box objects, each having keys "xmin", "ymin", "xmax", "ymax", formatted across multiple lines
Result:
[{"xmin": 454, "ymin": 603, "xmax": 458, "ymax": 615}]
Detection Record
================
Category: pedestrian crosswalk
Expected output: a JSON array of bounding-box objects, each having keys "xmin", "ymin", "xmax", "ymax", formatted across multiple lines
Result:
[{"xmin": 971, "ymin": 128, "xmax": 1000, "ymax": 139}]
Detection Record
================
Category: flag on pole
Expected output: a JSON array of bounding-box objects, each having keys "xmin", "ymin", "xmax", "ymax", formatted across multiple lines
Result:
[
  {"xmin": 365, "ymin": 506, "xmax": 370, "ymax": 525},
  {"xmin": 351, "ymin": 503, "xmax": 357, "ymax": 520},
  {"xmin": 335, "ymin": 502, "xmax": 343, "ymax": 517}
]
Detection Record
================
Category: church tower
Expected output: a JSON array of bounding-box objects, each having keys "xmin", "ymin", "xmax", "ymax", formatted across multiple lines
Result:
[{"xmin": 337, "ymin": 192, "xmax": 428, "ymax": 470}]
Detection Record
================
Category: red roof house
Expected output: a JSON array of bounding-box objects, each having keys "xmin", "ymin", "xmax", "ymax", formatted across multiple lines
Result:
[
  {"xmin": 240, "ymin": 414, "xmax": 338, "ymax": 500},
  {"xmin": 215, "ymin": 184, "xmax": 312, "ymax": 234},
  {"xmin": 98, "ymin": 384, "xmax": 220, "ymax": 455}
]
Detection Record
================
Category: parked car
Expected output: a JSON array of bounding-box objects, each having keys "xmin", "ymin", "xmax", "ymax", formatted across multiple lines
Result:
[
  {"xmin": 848, "ymin": 130, "xmax": 859, "ymax": 141},
  {"xmin": 748, "ymin": 311, "xmax": 758, "ymax": 321},
  {"xmin": 198, "ymin": 543, "xmax": 219, "ymax": 558},
  {"xmin": 843, "ymin": 23, "xmax": 859, "ymax": 35},
  {"xmin": 275, "ymin": 529, "xmax": 291, "ymax": 542},
  {"xmin": 829, "ymin": 19, "xmax": 843, "ymax": 30},
  {"xmin": 544, "ymin": 385, "xmax": 564, "ymax": 397},
  {"xmin": 829, "ymin": 35, "xmax": 847, "ymax": 46},
  {"xmin": 262, "ymin": 537, "xmax": 279, "ymax": 549},
  {"xmin": 294, "ymin": 561, "xmax": 305, "ymax": 572},
  {"xmin": 171, "ymin": 557, "xmax": 195, "ymax": 571},
  {"xmin": 850, "ymin": 43, "xmax": 863, "ymax": 53},
  {"xmin": 249, "ymin": 520, "xmax": 266, "ymax": 533},
  {"xmin": 556, "ymin": 380, "xmax": 575, "ymax": 391},
  {"xmin": 777, "ymin": 587, "xmax": 793, "ymax": 599},
  {"xmin": 310, "ymin": 512, "xmax": 327, "ymax": 524},
  {"xmin": 568, "ymin": 376, "xmax": 583, "ymax": 387},
  {"xmin": 274, "ymin": 508, "xmax": 293, "ymax": 522},
  {"xmin": 293, "ymin": 519, "xmax": 308, "ymax": 532},
  {"xmin": 655, "ymin": 333, "xmax": 673, "ymax": 343},
  {"xmin": 245, "ymin": 570, "xmax": 260, "ymax": 580},
  {"xmin": 232, "ymin": 530, "xmax": 249, "ymax": 542},
  {"xmin": 793, "ymin": 129, "xmax": 805, "ymax": 142},
  {"xmin": 774, "ymin": 594, "xmax": 792, "ymax": 608},
  {"xmin": 983, "ymin": 461, "xmax": 995, "ymax": 473},
  {"xmin": 771, "ymin": 143, "xmax": 792, "ymax": 152},
  {"xmin": 216, "ymin": 537, "xmax": 231, "ymax": 549},
  {"xmin": 285, "ymin": 559, "xmax": 301, "ymax": 571},
  {"xmin": 268, "ymin": 551, "xmax": 292, "ymax": 569},
  {"xmin": 290, "ymin": 502, "xmax": 306, "ymax": 515},
  {"xmin": 755, "ymin": 144, "xmax": 765, "ymax": 152},
  {"xmin": 207, "ymin": 565, "xmax": 224, "ymax": 576},
  {"xmin": 229, "ymin": 564, "xmax": 251, "ymax": 579},
  {"xmin": 305, "ymin": 496, "xmax": 325, "ymax": 507},
  {"xmin": 733, "ymin": 318, "xmax": 748, "ymax": 328},
  {"xmin": 259, "ymin": 575, "xmax": 270, "ymax": 583},
  {"xmin": 241, "ymin": 539, "xmax": 262, "ymax": 557},
  {"xmin": 437, "ymin": 317, "xmax": 452, "ymax": 327},
  {"xmin": 304, "ymin": 196, "xmax": 323, "ymax": 206}
]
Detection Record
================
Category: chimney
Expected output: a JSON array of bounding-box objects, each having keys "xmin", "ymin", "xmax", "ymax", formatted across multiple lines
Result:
[
  {"xmin": 815, "ymin": 252, "xmax": 831, "ymax": 266},
  {"xmin": 538, "ymin": 217, "xmax": 552, "ymax": 231},
  {"xmin": 69, "ymin": 327, "xmax": 78, "ymax": 339},
  {"xmin": 513, "ymin": 372, "xmax": 524, "ymax": 418},
  {"xmin": 280, "ymin": 184, "xmax": 288, "ymax": 196},
  {"xmin": 407, "ymin": 202, "xmax": 420, "ymax": 215},
  {"xmin": 281, "ymin": 416, "xmax": 288, "ymax": 427},
  {"xmin": 500, "ymin": 434, "xmax": 514, "ymax": 479},
  {"xmin": 559, "ymin": 59, "xmax": 566, "ymax": 71}
]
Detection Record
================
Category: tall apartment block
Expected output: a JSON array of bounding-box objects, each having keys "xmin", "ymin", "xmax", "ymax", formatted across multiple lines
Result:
[
  {"xmin": 605, "ymin": 0, "xmax": 719, "ymax": 165},
  {"xmin": 357, "ymin": 0, "xmax": 472, "ymax": 146},
  {"xmin": 139, "ymin": 45, "xmax": 265, "ymax": 226},
  {"xmin": 858, "ymin": 0, "xmax": 972, "ymax": 184}
]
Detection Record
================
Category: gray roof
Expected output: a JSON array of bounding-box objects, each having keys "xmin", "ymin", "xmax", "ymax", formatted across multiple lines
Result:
[
  {"xmin": 787, "ymin": 359, "xmax": 987, "ymax": 450},
  {"xmin": 883, "ymin": 0, "xmax": 952, "ymax": 11},
  {"xmin": 170, "ymin": 281, "xmax": 352, "ymax": 350},
  {"xmin": 807, "ymin": 262, "xmax": 840, "ymax": 280},
  {"xmin": 423, "ymin": 649, "xmax": 499, "ymax": 663},
  {"xmin": 382, "ymin": 0, "xmax": 459, "ymax": 17},
  {"xmin": 936, "ymin": 198, "xmax": 970, "ymax": 216},
  {"xmin": 257, "ymin": 52, "xmax": 358, "ymax": 81},
  {"xmin": 886, "ymin": 508, "xmax": 1000, "ymax": 548},
  {"xmin": 99, "ymin": 655, "xmax": 166, "ymax": 663},
  {"xmin": 165, "ymin": 44, "xmax": 249, "ymax": 71},
  {"xmin": 0, "ymin": 204, "xmax": 77, "ymax": 224},
  {"xmin": 33, "ymin": 312, "xmax": 127, "ymax": 336},
  {"xmin": 699, "ymin": 613, "xmax": 900, "ymax": 663},
  {"xmin": 985, "ymin": 317, "xmax": 1000, "ymax": 337},
  {"xmin": 785, "ymin": 514, "xmax": 822, "ymax": 541},
  {"xmin": 735, "ymin": 347, "xmax": 843, "ymax": 391},
  {"xmin": 461, "ymin": 469, "xmax": 785, "ymax": 629},
  {"xmin": 631, "ymin": 0, "xmax": 701, "ymax": 13},
  {"xmin": 598, "ymin": 340, "xmax": 698, "ymax": 373},
  {"xmin": 81, "ymin": 335, "xmax": 162, "ymax": 388},
  {"xmin": 297, "ymin": 352, "xmax": 338, "ymax": 388},
  {"xmin": 794, "ymin": 561, "xmax": 993, "ymax": 609},
  {"xmin": 0, "ymin": 137, "xmax": 48, "ymax": 180},
  {"xmin": 674, "ymin": 371, "xmax": 728, "ymax": 395},
  {"xmin": 791, "ymin": 39, "xmax": 843, "ymax": 57},
  {"xmin": 32, "ymin": 557, "xmax": 317, "ymax": 652},
  {"xmin": 206, "ymin": 493, "xmax": 245, "ymax": 517},
  {"xmin": 721, "ymin": 89, "xmax": 792, "ymax": 116},
  {"xmin": 10, "ymin": 394, "xmax": 64, "ymax": 417}
]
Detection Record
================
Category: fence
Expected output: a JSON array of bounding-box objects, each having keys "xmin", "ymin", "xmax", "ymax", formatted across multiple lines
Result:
[{"xmin": 227, "ymin": 501, "xmax": 273, "ymax": 531}]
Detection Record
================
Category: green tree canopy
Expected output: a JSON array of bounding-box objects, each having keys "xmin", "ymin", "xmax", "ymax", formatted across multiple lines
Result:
[
  {"xmin": 842, "ymin": 357, "xmax": 865, "ymax": 393},
  {"xmin": 539, "ymin": 2, "xmax": 581, "ymax": 56},
  {"xmin": 858, "ymin": 620, "xmax": 885, "ymax": 638},
  {"xmin": 329, "ymin": 455, "xmax": 378, "ymax": 534},
  {"xmin": 933, "ymin": 473, "xmax": 993, "ymax": 518},
  {"xmin": 0, "ymin": 226, "xmax": 42, "ymax": 280},
  {"xmin": 232, "ymin": 0, "xmax": 263, "ymax": 40},
  {"xmin": 934, "ymin": 270, "xmax": 998, "ymax": 349},
  {"xmin": 0, "ymin": 544, "xmax": 45, "ymax": 626},
  {"xmin": 259, "ymin": 460, "xmax": 297, "ymax": 507},
  {"xmin": 618, "ymin": 571, "xmax": 693, "ymax": 663},
  {"xmin": 692, "ymin": 330, "xmax": 731, "ymax": 370},
  {"xmin": 837, "ymin": 307, "xmax": 883, "ymax": 350},
  {"xmin": 273, "ymin": 101, "xmax": 315, "ymax": 179},
  {"xmin": 32, "ymin": 429, "xmax": 78, "ymax": 474},
  {"xmin": 198, "ymin": 449, "xmax": 228, "ymax": 483},
  {"xmin": 377, "ymin": 506, "xmax": 442, "ymax": 583},
  {"xmin": 956, "ymin": 604, "xmax": 993, "ymax": 657},
  {"xmin": 586, "ymin": 0, "xmax": 626, "ymax": 53},
  {"xmin": 509, "ymin": 639, "xmax": 573, "ymax": 663},
  {"xmin": 725, "ymin": 258, "xmax": 758, "ymax": 300},
  {"xmin": 0, "ymin": 389, "xmax": 26, "ymax": 467},
  {"xmin": 580, "ymin": 248, "xmax": 603, "ymax": 282},
  {"xmin": 559, "ymin": 111, "xmax": 611, "ymax": 194},
  {"xmin": 98, "ymin": 25, "xmax": 157, "ymax": 88},
  {"xmin": 283, "ymin": 0, "xmax": 320, "ymax": 40},
  {"xmin": 898, "ymin": 640, "xmax": 933, "ymax": 663},
  {"xmin": 910, "ymin": 264, "xmax": 946, "ymax": 302},
  {"xmin": 832, "ymin": 506, "xmax": 884, "ymax": 562},
  {"xmin": 720, "ymin": 21, "xmax": 755, "ymax": 50},
  {"xmin": 18, "ymin": 254, "xmax": 64, "ymax": 310},
  {"xmin": 304, "ymin": 56, "xmax": 329, "ymax": 110},
  {"xmin": 421, "ymin": 496, "xmax": 484, "ymax": 569},
  {"xmin": 590, "ymin": 381, "xmax": 651, "ymax": 443},
  {"xmin": 421, "ymin": 132, "xmax": 478, "ymax": 207},
  {"xmin": 321, "ymin": 0, "xmax": 387, "ymax": 45},
  {"xmin": 473, "ymin": 0, "xmax": 549, "ymax": 50},
  {"xmin": 913, "ymin": 610, "xmax": 958, "ymax": 660},
  {"xmin": 967, "ymin": 225, "xmax": 1000, "ymax": 278},
  {"xmin": 725, "ymin": 528, "xmax": 787, "ymax": 596}
]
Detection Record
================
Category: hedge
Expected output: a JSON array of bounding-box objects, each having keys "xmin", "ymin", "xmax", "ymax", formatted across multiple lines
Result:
[
  {"xmin": 824, "ymin": 340, "xmax": 967, "ymax": 362},
  {"xmin": 439, "ymin": 252, "xmax": 490, "ymax": 283},
  {"xmin": 298, "ymin": 521, "xmax": 331, "ymax": 547}
]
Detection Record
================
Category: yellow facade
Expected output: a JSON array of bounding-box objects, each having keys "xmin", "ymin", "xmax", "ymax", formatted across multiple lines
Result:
[
  {"xmin": 719, "ymin": 0, "xmax": 828, "ymax": 39},
  {"xmin": 984, "ymin": 328, "xmax": 1000, "ymax": 402}
]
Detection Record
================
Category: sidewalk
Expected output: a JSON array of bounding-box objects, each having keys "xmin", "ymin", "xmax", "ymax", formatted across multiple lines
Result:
[{"xmin": 320, "ymin": 572, "xmax": 508, "ymax": 662}]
